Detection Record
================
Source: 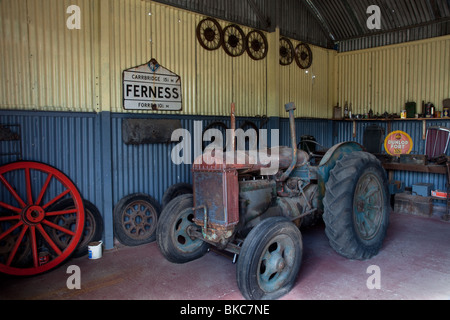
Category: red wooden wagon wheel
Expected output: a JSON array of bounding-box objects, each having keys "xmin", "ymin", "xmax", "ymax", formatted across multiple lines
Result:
[{"xmin": 0, "ymin": 161, "xmax": 84, "ymax": 276}]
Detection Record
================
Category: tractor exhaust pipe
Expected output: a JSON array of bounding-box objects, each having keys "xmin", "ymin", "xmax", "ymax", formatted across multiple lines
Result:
[{"xmin": 279, "ymin": 102, "xmax": 297, "ymax": 182}]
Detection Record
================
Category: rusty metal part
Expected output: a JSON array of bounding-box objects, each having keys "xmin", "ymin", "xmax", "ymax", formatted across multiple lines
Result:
[
  {"xmin": 122, "ymin": 119, "xmax": 182, "ymax": 145},
  {"xmin": 196, "ymin": 17, "xmax": 223, "ymax": 51},
  {"xmin": 295, "ymin": 43, "xmax": 313, "ymax": 69},
  {"xmin": 222, "ymin": 25, "xmax": 246, "ymax": 57},
  {"xmin": 192, "ymin": 168, "xmax": 239, "ymax": 245},
  {"xmin": 279, "ymin": 37, "xmax": 294, "ymax": 66},
  {"xmin": 246, "ymin": 30, "xmax": 268, "ymax": 60},
  {"xmin": 279, "ymin": 103, "xmax": 298, "ymax": 182},
  {"xmin": 230, "ymin": 103, "xmax": 236, "ymax": 152}
]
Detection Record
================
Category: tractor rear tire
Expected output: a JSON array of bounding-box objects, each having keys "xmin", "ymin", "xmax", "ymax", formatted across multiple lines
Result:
[
  {"xmin": 323, "ymin": 151, "xmax": 390, "ymax": 260},
  {"xmin": 156, "ymin": 194, "xmax": 209, "ymax": 264},
  {"xmin": 236, "ymin": 217, "xmax": 303, "ymax": 300}
]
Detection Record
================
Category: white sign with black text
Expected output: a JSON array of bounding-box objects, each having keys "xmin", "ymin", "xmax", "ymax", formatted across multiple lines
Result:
[{"xmin": 123, "ymin": 59, "xmax": 182, "ymax": 111}]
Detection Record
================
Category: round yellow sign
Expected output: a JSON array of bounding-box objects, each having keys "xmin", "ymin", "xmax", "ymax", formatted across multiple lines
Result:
[{"xmin": 384, "ymin": 130, "xmax": 413, "ymax": 156}]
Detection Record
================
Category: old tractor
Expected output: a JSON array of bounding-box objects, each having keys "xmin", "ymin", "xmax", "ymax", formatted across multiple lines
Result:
[{"xmin": 156, "ymin": 103, "xmax": 390, "ymax": 300}]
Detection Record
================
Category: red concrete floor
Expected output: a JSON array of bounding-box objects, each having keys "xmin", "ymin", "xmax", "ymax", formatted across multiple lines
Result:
[{"xmin": 1, "ymin": 211, "xmax": 449, "ymax": 301}]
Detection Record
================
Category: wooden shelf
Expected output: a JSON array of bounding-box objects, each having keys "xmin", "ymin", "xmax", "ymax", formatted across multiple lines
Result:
[
  {"xmin": 333, "ymin": 118, "xmax": 450, "ymax": 139},
  {"xmin": 334, "ymin": 117, "xmax": 450, "ymax": 121},
  {"xmin": 382, "ymin": 162, "xmax": 447, "ymax": 175}
]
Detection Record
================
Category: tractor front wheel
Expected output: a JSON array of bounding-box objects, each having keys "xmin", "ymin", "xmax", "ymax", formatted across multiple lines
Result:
[
  {"xmin": 323, "ymin": 151, "xmax": 390, "ymax": 260},
  {"xmin": 236, "ymin": 217, "xmax": 303, "ymax": 300},
  {"xmin": 156, "ymin": 194, "xmax": 209, "ymax": 264}
]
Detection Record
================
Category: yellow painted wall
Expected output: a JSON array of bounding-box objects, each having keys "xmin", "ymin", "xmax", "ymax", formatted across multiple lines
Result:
[
  {"xmin": 337, "ymin": 35, "xmax": 450, "ymax": 116},
  {"xmin": 0, "ymin": 0, "xmax": 97, "ymax": 112},
  {"xmin": 0, "ymin": 0, "xmax": 334, "ymax": 118}
]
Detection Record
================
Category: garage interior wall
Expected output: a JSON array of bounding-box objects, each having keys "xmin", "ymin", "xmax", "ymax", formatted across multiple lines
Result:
[
  {"xmin": 337, "ymin": 35, "xmax": 450, "ymax": 116},
  {"xmin": 1, "ymin": 0, "xmax": 449, "ymax": 249}
]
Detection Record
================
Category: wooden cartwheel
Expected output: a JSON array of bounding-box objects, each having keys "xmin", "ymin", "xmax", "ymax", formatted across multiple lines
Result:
[{"xmin": 0, "ymin": 161, "xmax": 85, "ymax": 276}]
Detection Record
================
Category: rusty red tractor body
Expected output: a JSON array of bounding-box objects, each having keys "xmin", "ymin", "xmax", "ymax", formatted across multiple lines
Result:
[{"xmin": 157, "ymin": 103, "xmax": 390, "ymax": 300}]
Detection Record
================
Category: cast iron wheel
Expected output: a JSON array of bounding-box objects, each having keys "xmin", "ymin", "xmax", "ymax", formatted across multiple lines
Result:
[
  {"xmin": 323, "ymin": 151, "xmax": 390, "ymax": 260},
  {"xmin": 236, "ymin": 217, "xmax": 303, "ymax": 300},
  {"xmin": 48, "ymin": 199, "xmax": 103, "ymax": 258},
  {"xmin": 161, "ymin": 183, "xmax": 193, "ymax": 209},
  {"xmin": 156, "ymin": 194, "xmax": 209, "ymax": 264},
  {"xmin": 0, "ymin": 161, "xmax": 84, "ymax": 276},
  {"xmin": 246, "ymin": 30, "xmax": 268, "ymax": 61},
  {"xmin": 295, "ymin": 43, "xmax": 313, "ymax": 69},
  {"xmin": 196, "ymin": 17, "xmax": 223, "ymax": 51},
  {"xmin": 222, "ymin": 24, "xmax": 246, "ymax": 57},
  {"xmin": 113, "ymin": 193, "xmax": 161, "ymax": 246},
  {"xmin": 279, "ymin": 37, "xmax": 294, "ymax": 66}
]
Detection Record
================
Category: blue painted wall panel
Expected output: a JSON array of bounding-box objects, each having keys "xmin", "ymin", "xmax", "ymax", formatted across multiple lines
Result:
[{"xmin": 2, "ymin": 110, "xmax": 450, "ymax": 249}]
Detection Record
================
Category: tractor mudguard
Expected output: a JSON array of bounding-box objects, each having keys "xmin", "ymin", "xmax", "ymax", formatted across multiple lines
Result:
[{"xmin": 316, "ymin": 142, "xmax": 364, "ymax": 211}]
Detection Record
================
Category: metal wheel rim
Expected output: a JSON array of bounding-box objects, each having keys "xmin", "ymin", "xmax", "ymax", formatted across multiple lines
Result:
[
  {"xmin": 279, "ymin": 37, "xmax": 294, "ymax": 66},
  {"xmin": 353, "ymin": 172, "xmax": 384, "ymax": 241},
  {"xmin": 295, "ymin": 43, "xmax": 312, "ymax": 69},
  {"xmin": 257, "ymin": 234, "xmax": 296, "ymax": 293},
  {"xmin": 223, "ymin": 24, "xmax": 245, "ymax": 57},
  {"xmin": 246, "ymin": 30, "xmax": 268, "ymax": 60},
  {"xmin": 172, "ymin": 207, "xmax": 203, "ymax": 254},
  {"xmin": 196, "ymin": 18, "xmax": 223, "ymax": 51},
  {"xmin": 0, "ymin": 162, "xmax": 84, "ymax": 276},
  {"xmin": 121, "ymin": 200, "xmax": 157, "ymax": 241}
]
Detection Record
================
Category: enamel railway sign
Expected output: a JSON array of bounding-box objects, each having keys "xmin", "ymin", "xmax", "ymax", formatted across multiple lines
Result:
[{"xmin": 123, "ymin": 59, "xmax": 182, "ymax": 111}]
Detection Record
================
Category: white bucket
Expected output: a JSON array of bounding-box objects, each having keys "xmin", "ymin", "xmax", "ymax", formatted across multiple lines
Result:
[{"xmin": 88, "ymin": 241, "xmax": 103, "ymax": 260}]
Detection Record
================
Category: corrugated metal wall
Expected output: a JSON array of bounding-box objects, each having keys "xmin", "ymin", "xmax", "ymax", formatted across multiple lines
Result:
[
  {"xmin": 0, "ymin": 0, "xmax": 98, "ymax": 112},
  {"xmin": 0, "ymin": 0, "xmax": 332, "ymax": 118},
  {"xmin": 337, "ymin": 35, "xmax": 450, "ymax": 116},
  {"xmin": 279, "ymin": 45, "xmax": 333, "ymax": 118},
  {"xmin": 0, "ymin": 111, "xmax": 104, "ymax": 208}
]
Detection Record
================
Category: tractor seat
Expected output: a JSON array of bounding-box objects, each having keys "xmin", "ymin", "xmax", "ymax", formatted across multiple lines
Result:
[{"xmin": 193, "ymin": 146, "xmax": 310, "ymax": 174}]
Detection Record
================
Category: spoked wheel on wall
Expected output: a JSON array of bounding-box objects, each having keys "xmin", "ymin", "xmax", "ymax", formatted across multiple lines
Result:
[
  {"xmin": 0, "ymin": 161, "xmax": 85, "ymax": 276},
  {"xmin": 236, "ymin": 217, "xmax": 303, "ymax": 300}
]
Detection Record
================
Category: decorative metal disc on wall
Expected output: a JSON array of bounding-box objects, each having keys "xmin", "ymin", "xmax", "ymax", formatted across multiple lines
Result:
[
  {"xmin": 222, "ymin": 24, "xmax": 246, "ymax": 57},
  {"xmin": 279, "ymin": 37, "xmax": 294, "ymax": 66},
  {"xmin": 295, "ymin": 43, "xmax": 313, "ymax": 69},
  {"xmin": 196, "ymin": 18, "xmax": 223, "ymax": 51},
  {"xmin": 246, "ymin": 30, "xmax": 268, "ymax": 61}
]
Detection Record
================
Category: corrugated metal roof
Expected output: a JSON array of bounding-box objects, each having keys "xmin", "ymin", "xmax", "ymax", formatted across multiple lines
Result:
[
  {"xmin": 297, "ymin": 0, "xmax": 450, "ymax": 51},
  {"xmin": 152, "ymin": 0, "xmax": 333, "ymax": 48},
  {"xmin": 152, "ymin": 0, "xmax": 450, "ymax": 51}
]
